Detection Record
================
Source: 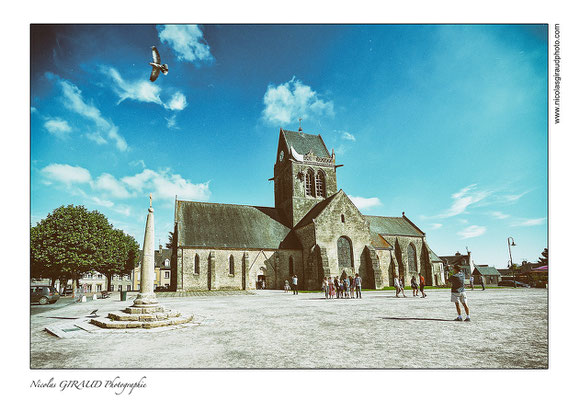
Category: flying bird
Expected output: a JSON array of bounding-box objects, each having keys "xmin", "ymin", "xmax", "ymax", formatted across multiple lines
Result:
[{"xmin": 149, "ymin": 46, "xmax": 168, "ymax": 82}]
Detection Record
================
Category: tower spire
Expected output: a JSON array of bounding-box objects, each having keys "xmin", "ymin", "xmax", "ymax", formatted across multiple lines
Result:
[{"xmin": 298, "ymin": 118, "xmax": 303, "ymax": 132}]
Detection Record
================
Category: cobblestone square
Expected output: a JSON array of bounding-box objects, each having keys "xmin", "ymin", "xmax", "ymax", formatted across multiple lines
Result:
[{"xmin": 30, "ymin": 288, "xmax": 548, "ymax": 369}]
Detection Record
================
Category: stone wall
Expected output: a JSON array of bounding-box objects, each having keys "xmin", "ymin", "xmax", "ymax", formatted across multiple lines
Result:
[
  {"xmin": 293, "ymin": 191, "xmax": 375, "ymax": 289},
  {"xmin": 380, "ymin": 235, "xmax": 435, "ymax": 286},
  {"xmin": 176, "ymin": 248, "xmax": 302, "ymax": 291}
]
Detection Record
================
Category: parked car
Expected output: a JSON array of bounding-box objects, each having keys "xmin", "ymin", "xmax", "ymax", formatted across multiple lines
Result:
[
  {"xmin": 30, "ymin": 286, "xmax": 60, "ymax": 304},
  {"xmin": 498, "ymin": 280, "xmax": 530, "ymax": 288}
]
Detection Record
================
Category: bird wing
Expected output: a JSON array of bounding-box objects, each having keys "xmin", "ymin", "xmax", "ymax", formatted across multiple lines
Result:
[
  {"xmin": 151, "ymin": 46, "xmax": 161, "ymax": 64},
  {"xmin": 150, "ymin": 66, "xmax": 160, "ymax": 82}
]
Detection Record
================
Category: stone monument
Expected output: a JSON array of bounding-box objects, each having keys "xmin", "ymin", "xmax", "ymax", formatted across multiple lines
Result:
[{"xmin": 91, "ymin": 195, "xmax": 192, "ymax": 329}]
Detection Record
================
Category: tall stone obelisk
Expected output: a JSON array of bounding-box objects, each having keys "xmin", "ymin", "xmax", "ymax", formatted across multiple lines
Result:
[{"xmin": 133, "ymin": 193, "xmax": 158, "ymax": 307}]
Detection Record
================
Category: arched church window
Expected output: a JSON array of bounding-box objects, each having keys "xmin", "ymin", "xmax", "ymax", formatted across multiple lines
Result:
[
  {"xmin": 305, "ymin": 169, "xmax": 315, "ymax": 197},
  {"xmin": 407, "ymin": 244, "xmax": 417, "ymax": 273},
  {"xmin": 229, "ymin": 255, "xmax": 235, "ymax": 275},
  {"xmin": 315, "ymin": 170, "xmax": 326, "ymax": 197},
  {"xmin": 337, "ymin": 236, "xmax": 354, "ymax": 272},
  {"xmin": 194, "ymin": 254, "xmax": 200, "ymax": 275}
]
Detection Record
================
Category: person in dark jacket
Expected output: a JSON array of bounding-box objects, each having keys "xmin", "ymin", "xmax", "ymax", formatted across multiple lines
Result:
[{"xmin": 450, "ymin": 265, "xmax": 470, "ymax": 321}]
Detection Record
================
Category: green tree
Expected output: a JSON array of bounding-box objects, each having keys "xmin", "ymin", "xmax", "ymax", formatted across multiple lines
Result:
[
  {"xmin": 538, "ymin": 248, "xmax": 548, "ymax": 266},
  {"xmin": 165, "ymin": 231, "xmax": 174, "ymax": 249},
  {"xmin": 30, "ymin": 205, "xmax": 139, "ymax": 296},
  {"xmin": 100, "ymin": 229, "xmax": 140, "ymax": 291}
]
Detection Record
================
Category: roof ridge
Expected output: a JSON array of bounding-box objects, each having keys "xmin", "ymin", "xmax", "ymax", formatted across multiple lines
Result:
[{"xmin": 176, "ymin": 199, "xmax": 276, "ymax": 210}]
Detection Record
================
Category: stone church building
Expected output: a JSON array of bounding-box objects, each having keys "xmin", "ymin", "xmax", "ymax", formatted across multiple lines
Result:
[{"xmin": 170, "ymin": 128, "xmax": 443, "ymax": 291}]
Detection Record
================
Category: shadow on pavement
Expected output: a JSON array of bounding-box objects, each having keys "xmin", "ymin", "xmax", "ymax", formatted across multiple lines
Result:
[{"xmin": 380, "ymin": 316, "xmax": 454, "ymax": 322}]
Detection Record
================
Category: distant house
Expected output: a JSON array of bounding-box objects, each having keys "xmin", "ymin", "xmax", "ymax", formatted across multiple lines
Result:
[
  {"xmin": 427, "ymin": 247, "xmax": 445, "ymax": 285},
  {"xmin": 472, "ymin": 265, "xmax": 501, "ymax": 285},
  {"xmin": 440, "ymin": 251, "xmax": 474, "ymax": 280},
  {"xmin": 133, "ymin": 245, "xmax": 172, "ymax": 291}
]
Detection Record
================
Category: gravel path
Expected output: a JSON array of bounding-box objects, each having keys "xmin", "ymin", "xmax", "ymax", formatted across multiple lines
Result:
[{"xmin": 30, "ymin": 288, "xmax": 548, "ymax": 369}]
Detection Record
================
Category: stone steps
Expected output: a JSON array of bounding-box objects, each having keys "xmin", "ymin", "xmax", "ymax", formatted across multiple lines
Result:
[{"xmin": 90, "ymin": 314, "xmax": 193, "ymax": 329}]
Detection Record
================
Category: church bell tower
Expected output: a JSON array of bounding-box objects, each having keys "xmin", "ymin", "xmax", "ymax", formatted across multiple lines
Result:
[{"xmin": 273, "ymin": 126, "xmax": 338, "ymax": 227}]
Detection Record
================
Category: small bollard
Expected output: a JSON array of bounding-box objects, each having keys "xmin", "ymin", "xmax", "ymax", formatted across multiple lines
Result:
[
  {"xmin": 81, "ymin": 295, "xmax": 87, "ymax": 303},
  {"xmin": 92, "ymin": 294, "xmax": 97, "ymax": 300}
]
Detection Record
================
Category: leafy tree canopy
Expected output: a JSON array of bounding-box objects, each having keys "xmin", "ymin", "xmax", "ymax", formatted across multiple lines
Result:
[{"xmin": 31, "ymin": 205, "xmax": 139, "ymax": 288}]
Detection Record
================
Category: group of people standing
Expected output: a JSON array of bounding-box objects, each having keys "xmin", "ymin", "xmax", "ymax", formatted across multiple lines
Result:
[
  {"xmin": 321, "ymin": 274, "xmax": 362, "ymax": 299},
  {"xmin": 392, "ymin": 275, "xmax": 427, "ymax": 298}
]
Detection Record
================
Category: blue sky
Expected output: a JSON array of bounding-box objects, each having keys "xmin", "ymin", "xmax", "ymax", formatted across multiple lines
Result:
[{"xmin": 30, "ymin": 24, "xmax": 548, "ymax": 268}]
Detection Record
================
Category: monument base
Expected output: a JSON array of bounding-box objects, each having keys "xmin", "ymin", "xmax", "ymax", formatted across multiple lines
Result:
[{"xmin": 90, "ymin": 305, "xmax": 192, "ymax": 329}]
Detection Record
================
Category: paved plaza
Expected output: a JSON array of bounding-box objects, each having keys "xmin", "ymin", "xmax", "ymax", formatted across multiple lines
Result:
[{"xmin": 30, "ymin": 288, "xmax": 548, "ymax": 369}]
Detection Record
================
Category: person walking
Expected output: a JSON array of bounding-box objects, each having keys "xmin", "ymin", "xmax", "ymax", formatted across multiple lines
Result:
[
  {"xmin": 355, "ymin": 273, "xmax": 362, "ymax": 298},
  {"xmin": 292, "ymin": 274, "xmax": 299, "ymax": 295},
  {"xmin": 394, "ymin": 276, "xmax": 406, "ymax": 297},
  {"xmin": 469, "ymin": 275, "xmax": 474, "ymax": 290},
  {"xmin": 322, "ymin": 277, "xmax": 329, "ymax": 299},
  {"xmin": 481, "ymin": 276, "xmax": 486, "ymax": 290},
  {"xmin": 399, "ymin": 277, "xmax": 407, "ymax": 297},
  {"xmin": 411, "ymin": 276, "xmax": 419, "ymax": 296},
  {"xmin": 450, "ymin": 265, "xmax": 470, "ymax": 321},
  {"xmin": 419, "ymin": 274, "xmax": 427, "ymax": 298},
  {"xmin": 284, "ymin": 279, "xmax": 290, "ymax": 293}
]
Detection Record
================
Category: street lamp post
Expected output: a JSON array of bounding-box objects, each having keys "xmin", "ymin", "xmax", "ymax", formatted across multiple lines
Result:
[{"xmin": 507, "ymin": 237, "xmax": 516, "ymax": 288}]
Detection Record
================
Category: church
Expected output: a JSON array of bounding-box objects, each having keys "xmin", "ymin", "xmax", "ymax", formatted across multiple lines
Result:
[{"xmin": 170, "ymin": 127, "xmax": 444, "ymax": 291}]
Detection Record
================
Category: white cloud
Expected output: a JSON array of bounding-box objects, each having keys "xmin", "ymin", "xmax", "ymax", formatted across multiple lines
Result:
[
  {"xmin": 167, "ymin": 92, "xmax": 188, "ymax": 111},
  {"xmin": 510, "ymin": 217, "xmax": 546, "ymax": 227},
  {"xmin": 101, "ymin": 66, "xmax": 188, "ymax": 113},
  {"xmin": 85, "ymin": 131, "xmax": 107, "ymax": 145},
  {"xmin": 502, "ymin": 191, "xmax": 531, "ymax": 202},
  {"xmin": 435, "ymin": 184, "xmax": 491, "ymax": 218},
  {"xmin": 429, "ymin": 223, "xmax": 443, "ymax": 230},
  {"xmin": 41, "ymin": 163, "xmax": 210, "ymax": 207},
  {"xmin": 44, "ymin": 118, "xmax": 71, "ymax": 138},
  {"xmin": 157, "ymin": 24, "xmax": 213, "ymax": 63},
  {"xmin": 93, "ymin": 173, "xmax": 132, "ymax": 199},
  {"xmin": 341, "ymin": 131, "xmax": 356, "ymax": 141},
  {"xmin": 121, "ymin": 168, "xmax": 211, "ymax": 202},
  {"xmin": 121, "ymin": 169, "xmax": 159, "ymax": 191},
  {"xmin": 165, "ymin": 115, "xmax": 178, "ymax": 129},
  {"xmin": 458, "ymin": 225, "xmax": 487, "ymax": 239},
  {"xmin": 130, "ymin": 160, "xmax": 147, "ymax": 169},
  {"xmin": 104, "ymin": 67, "xmax": 163, "ymax": 105},
  {"xmin": 348, "ymin": 195, "xmax": 382, "ymax": 210},
  {"xmin": 491, "ymin": 211, "xmax": 510, "ymax": 219},
  {"xmin": 41, "ymin": 164, "xmax": 92, "ymax": 185},
  {"xmin": 262, "ymin": 77, "xmax": 334, "ymax": 126},
  {"xmin": 58, "ymin": 78, "xmax": 128, "ymax": 151}
]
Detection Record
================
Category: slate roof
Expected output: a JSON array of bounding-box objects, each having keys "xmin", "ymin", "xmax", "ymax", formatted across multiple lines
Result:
[
  {"xmin": 472, "ymin": 266, "xmax": 501, "ymax": 276},
  {"xmin": 281, "ymin": 129, "xmax": 330, "ymax": 158},
  {"xmin": 364, "ymin": 215, "xmax": 424, "ymax": 237},
  {"xmin": 293, "ymin": 192, "xmax": 340, "ymax": 230},
  {"xmin": 138, "ymin": 248, "xmax": 172, "ymax": 268},
  {"xmin": 175, "ymin": 200, "xmax": 300, "ymax": 250},
  {"xmin": 440, "ymin": 254, "xmax": 470, "ymax": 266},
  {"xmin": 370, "ymin": 233, "xmax": 393, "ymax": 250},
  {"xmin": 428, "ymin": 248, "xmax": 443, "ymax": 263}
]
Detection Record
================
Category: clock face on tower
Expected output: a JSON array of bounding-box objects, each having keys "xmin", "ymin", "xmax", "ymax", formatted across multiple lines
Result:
[{"xmin": 279, "ymin": 150, "xmax": 284, "ymax": 162}]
